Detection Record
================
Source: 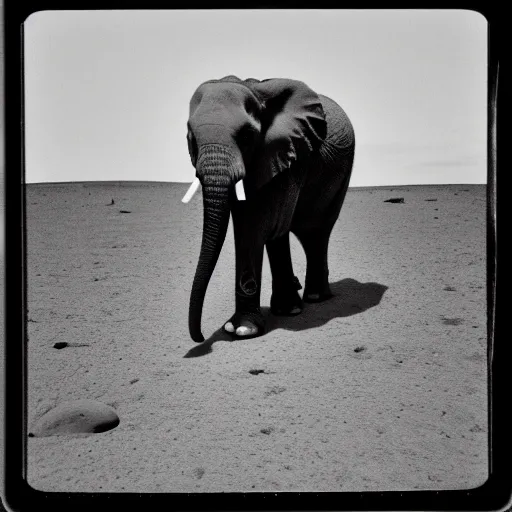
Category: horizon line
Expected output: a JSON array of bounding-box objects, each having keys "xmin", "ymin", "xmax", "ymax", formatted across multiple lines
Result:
[{"xmin": 24, "ymin": 180, "xmax": 487, "ymax": 190}]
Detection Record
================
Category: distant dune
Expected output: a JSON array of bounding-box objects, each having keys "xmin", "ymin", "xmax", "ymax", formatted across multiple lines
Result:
[{"xmin": 25, "ymin": 182, "xmax": 487, "ymax": 492}]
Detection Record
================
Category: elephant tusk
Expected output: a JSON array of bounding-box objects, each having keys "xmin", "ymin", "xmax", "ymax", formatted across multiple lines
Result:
[
  {"xmin": 181, "ymin": 177, "xmax": 201, "ymax": 203},
  {"xmin": 235, "ymin": 179, "xmax": 246, "ymax": 201}
]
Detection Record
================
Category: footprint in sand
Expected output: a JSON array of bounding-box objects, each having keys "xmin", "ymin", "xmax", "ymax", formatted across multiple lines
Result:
[
  {"xmin": 441, "ymin": 317, "xmax": 464, "ymax": 326},
  {"xmin": 192, "ymin": 467, "xmax": 205, "ymax": 479},
  {"xmin": 264, "ymin": 386, "xmax": 286, "ymax": 397}
]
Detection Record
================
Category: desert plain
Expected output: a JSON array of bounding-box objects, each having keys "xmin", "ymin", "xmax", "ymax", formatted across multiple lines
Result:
[{"xmin": 25, "ymin": 181, "xmax": 488, "ymax": 493}]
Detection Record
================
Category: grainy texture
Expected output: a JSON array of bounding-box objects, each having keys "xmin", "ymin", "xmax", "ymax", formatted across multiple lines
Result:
[{"xmin": 26, "ymin": 182, "xmax": 488, "ymax": 492}]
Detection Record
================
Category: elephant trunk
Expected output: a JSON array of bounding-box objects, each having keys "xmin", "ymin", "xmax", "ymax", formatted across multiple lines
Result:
[{"xmin": 188, "ymin": 148, "xmax": 241, "ymax": 343}]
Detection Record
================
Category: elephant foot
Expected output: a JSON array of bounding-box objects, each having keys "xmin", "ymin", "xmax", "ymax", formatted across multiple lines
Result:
[
  {"xmin": 303, "ymin": 283, "xmax": 333, "ymax": 303},
  {"xmin": 270, "ymin": 276, "xmax": 304, "ymax": 316},
  {"xmin": 224, "ymin": 309, "xmax": 265, "ymax": 339}
]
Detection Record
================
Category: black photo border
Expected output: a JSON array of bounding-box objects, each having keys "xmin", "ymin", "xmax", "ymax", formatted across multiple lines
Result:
[{"xmin": 3, "ymin": 2, "xmax": 509, "ymax": 511}]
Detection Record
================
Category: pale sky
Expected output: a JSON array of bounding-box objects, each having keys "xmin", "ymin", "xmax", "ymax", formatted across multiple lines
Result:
[{"xmin": 23, "ymin": 9, "xmax": 487, "ymax": 186}]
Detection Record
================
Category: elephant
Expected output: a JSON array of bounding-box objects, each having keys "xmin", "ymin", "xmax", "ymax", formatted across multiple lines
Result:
[{"xmin": 182, "ymin": 75, "xmax": 355, "ymax": 343}]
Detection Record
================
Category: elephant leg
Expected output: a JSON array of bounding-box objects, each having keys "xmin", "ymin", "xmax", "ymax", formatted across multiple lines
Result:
[
  {"xmin": 267, "ymin": 233, "xmax": 304, "ymax": 316},
  {"xmin": 294, "ymin": 228, "xmax": 334, "ymax": 303},
  {"xmin": 293, "ymin": 164, "xmax": 352, "ymax": 303},
  {"xmin": 224, "ymin": 231, "xmax": 266, "ymax": 338}
]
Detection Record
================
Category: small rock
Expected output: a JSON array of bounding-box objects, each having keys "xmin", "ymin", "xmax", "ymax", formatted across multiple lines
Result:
[
  {"xmin": 249, "ymin": 369, "xmax": 265, "ymax": 375},
  {"xmin": 119, "ymin": 210, "xmax": 131, "ymax": 214},
  {"xmin": 350, "ymin": 345, "xmax": 372, "ymax": 360},
  {"xmin": 53, "ymin": 342, "xmax": 68, "ymax": 349},
  {"xmin": 425, "ymin": 198, "xmax": 438, "ymax": 201},
  {"xmin": 260, "ymin": 427, "xmax": 274, "ymax": 435},
  {"xmin": 384, "ymin": 197, "xmax": 404, "ymax": 204},
  {"xmin": 30, "ymin": 399, "xmax": 119, "ymax": 437}
]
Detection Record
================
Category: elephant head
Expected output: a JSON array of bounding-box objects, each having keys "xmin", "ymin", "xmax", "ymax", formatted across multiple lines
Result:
[{"xmin": 184, "ymin": 76, "xmax": 327, "ymax": 342}]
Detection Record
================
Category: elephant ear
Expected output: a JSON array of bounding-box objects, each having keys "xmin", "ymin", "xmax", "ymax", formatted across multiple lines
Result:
[{"xmin": 248, "ymin": 78, "xmax": 327, "ymax": 191}]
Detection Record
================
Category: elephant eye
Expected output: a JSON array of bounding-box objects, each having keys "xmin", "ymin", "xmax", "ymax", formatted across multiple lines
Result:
[
  {"xmin": 236, "ymin": 124, "xmax": 257, "ymax": 150},
  {"xmin": 244, "ymin": 96, "xmax": 260, "ymax": 118},
  {"xmin": 187, "ymin": 131, "xmax": 198, "ymax": 165}
]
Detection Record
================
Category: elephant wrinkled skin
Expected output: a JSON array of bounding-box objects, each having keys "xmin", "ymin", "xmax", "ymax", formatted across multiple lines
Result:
[{"xmin": 184, "ymin": 75, "xmax": 355, "ymax": 343}]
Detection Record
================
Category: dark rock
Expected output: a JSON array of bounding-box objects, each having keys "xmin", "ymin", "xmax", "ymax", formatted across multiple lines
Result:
[
  {"xmin": 384, "ymin": 198, "xmax": 404, "ymax": 204},
  {"xmin": 249, "ymin": 369, "xmax": 265, "ymax": 375},
  {"xmin": 30, "ymin": 399, "xmax": 120, "ymax": 437},
  {"xmin": 53, "ymin": 342, "xmax": 68, "ymax": 349},
  {"xmin": 119, "ymin": 210, "xmax": 131, "ymax": 214}
]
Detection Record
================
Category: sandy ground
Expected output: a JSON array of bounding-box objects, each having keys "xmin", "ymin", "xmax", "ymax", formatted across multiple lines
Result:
[{"xmin": 25, "ymin": 181, "xmax": 488, "ymax": 493}]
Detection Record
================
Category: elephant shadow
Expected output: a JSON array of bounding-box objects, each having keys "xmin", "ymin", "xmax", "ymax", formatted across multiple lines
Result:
[
  {"xmin": 184, "ymin": 278, "xmax": 387, "ymax": 358},
  {"xmin": 265, "ymin": 278, "xmax": 388, "ymax": 333}
]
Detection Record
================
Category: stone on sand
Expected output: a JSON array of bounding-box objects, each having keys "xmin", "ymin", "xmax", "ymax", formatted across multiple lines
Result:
[{"xmin": 30, "ymin": 399, "xmax": 119, "ymax": 437}]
